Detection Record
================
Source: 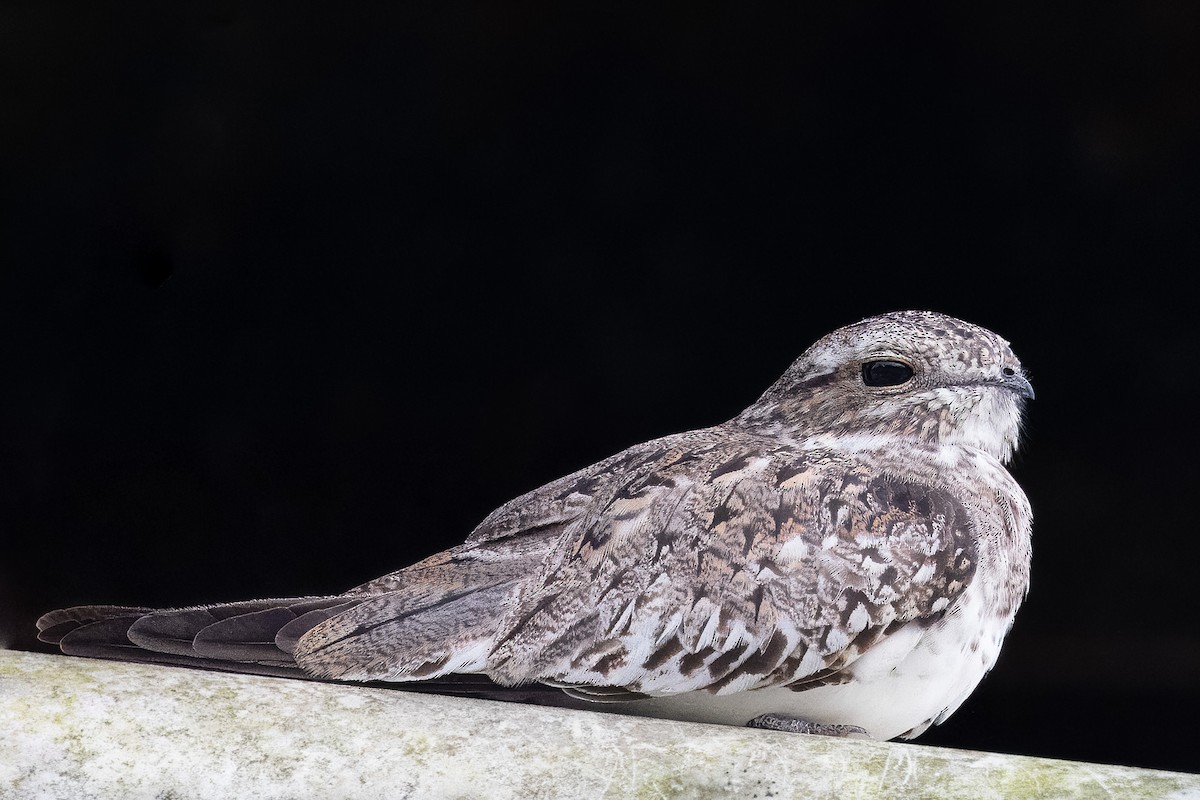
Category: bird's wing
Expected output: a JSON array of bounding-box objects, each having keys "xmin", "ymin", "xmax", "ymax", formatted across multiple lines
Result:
[
  {"xmin": 479, "ymin": 438, "xmax": 980, "ymax": 695},
  {"xmin": 290, "ymin": 436, "xmax": 700, "ymax": 680},
  {"xmin": 35, "ymin": 443, "xmax": 633, "ymax": 678}
]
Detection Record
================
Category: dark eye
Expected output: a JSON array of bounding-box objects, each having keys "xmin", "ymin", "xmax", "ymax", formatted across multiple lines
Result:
[{"xmin": 862, "ymin": 360, "xmax": 914, "ymax": 387}]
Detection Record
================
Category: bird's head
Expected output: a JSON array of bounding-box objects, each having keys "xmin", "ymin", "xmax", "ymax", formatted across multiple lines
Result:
[{"xmin": 738, "ymin": 310, "xmax": 1033, "ymax": 463}]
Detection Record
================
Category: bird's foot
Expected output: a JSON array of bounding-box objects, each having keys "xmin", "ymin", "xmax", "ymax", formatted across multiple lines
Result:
[{"xmin": 746, "ymin": 714, "xmax": 872, "ymax": 739}]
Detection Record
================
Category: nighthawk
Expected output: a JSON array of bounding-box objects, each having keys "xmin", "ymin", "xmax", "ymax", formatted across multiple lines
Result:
[{"xmin": 39, "ymin": 310, "xmax": 1034, "ymax": 741}]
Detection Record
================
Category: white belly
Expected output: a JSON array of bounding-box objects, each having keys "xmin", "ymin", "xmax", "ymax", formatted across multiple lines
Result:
[{"xmin": 603, "ymin": 580, "xmax": 1013, "ymax": 740}]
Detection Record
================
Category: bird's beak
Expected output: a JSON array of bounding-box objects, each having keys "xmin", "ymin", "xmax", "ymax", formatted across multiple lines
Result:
[{"xmin": 1002, "ymin": 373, "xmax": 1035, "ymax": 400}]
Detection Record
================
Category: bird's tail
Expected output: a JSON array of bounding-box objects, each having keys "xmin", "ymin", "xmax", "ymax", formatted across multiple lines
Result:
[
  {"xmin": 36, "ymin": 597, "xmax": 361, "ymax": 679},
  {"xmin": 34, "ymin": 595, "xmax": 594, "ymax": 709},
  {"xmin": 34, "ymin": 540, "xmax": 574, "ymax": 695}
]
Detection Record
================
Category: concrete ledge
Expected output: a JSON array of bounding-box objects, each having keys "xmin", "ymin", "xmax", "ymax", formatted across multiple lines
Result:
[{"xmin": 2, "ymin": 649, "xmax": 1197, "ymax": 799}]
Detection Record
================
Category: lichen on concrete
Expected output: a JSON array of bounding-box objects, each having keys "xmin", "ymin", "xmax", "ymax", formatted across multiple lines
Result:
[{"xmin": 2, "ymin": 650, "xmax": 1198, "ymax": 799}]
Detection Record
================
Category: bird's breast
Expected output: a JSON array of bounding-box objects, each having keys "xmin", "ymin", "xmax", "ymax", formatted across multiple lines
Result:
[{"xmin": 604, "ymin": 573, "xmax": 1015, "ymax": 740}]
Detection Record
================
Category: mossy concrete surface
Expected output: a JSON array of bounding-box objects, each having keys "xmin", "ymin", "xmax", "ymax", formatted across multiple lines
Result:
[{"xmin": 1, "ymin": 649, "xmax": 1197, "ymax": 799}]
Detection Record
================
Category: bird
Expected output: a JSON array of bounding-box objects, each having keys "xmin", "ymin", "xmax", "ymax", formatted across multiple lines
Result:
[{"xmin": 38, "ymin": 310, "xmax": 1034, "ymax": 741}]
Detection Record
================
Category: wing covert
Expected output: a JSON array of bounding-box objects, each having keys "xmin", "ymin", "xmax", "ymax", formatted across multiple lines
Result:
[{"xmin": 483, "ymin": 444, "xmax": 978, "ymax": 696}]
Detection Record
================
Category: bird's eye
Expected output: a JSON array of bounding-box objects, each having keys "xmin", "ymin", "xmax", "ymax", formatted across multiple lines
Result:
[{"xmin": 862, "ymin": 360, "xmax": 914, "ymax": 387}]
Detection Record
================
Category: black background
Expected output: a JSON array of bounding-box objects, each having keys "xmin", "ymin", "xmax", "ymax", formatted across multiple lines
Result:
[{"xmin": 3, "ymin": 3, "xmax": 1198, "ymax": 774}]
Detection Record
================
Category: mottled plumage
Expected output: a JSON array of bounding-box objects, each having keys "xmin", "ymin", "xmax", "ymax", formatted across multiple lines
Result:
[{"xmin": 38, "ymin": 310, "xmax": 1034, "ymax": 740}]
